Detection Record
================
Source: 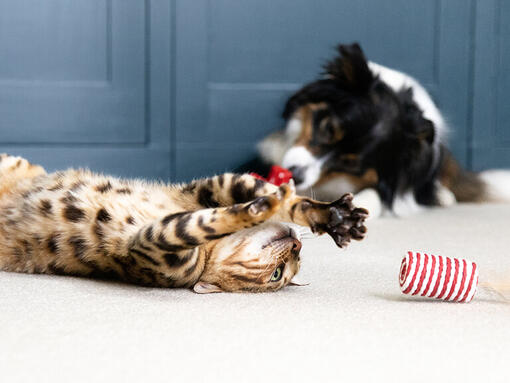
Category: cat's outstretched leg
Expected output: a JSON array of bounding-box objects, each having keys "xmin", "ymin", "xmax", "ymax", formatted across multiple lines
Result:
[
  {"xmin": 128, "ymin": 190, "xmax": 287, "ymax": 259},
  {"xmin": 276, "ymin": 187, "xmax": 368, "ymax": 248},
  {"xmin": 0, "ymin": 154, "xmax": 46, "ymax": 196},
  {"xmin": 119, "ymin": 187, "xmax": 292, "ymax": 287},
  {"xmin": 176, "ymin": 173, "xmax": 368, "ymax": 247}
]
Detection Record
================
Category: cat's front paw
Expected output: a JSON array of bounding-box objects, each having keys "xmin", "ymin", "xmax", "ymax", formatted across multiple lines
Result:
[
  {"xmin": 247, "ymin": 195, "xmax": 280, "ymax": 217},
  {"xmin": 317, "ymin": 193, "xmax": 369, "ymax": 248}
]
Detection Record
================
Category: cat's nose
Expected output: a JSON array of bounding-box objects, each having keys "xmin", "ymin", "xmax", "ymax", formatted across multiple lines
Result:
[{"xmin": 290, "ymin": 238, "xmax": 302, "ymax": 254}]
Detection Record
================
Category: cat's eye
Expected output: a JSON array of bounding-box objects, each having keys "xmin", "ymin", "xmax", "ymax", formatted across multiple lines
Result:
[{"xmin": 270, "ymin": 265, "xmax": 284, "ymax": 282}]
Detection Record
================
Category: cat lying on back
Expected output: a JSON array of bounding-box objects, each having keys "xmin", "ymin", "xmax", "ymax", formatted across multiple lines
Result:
[{"xmin": 0, "ymin": 154, "xmax": 368, "ymax": 293}]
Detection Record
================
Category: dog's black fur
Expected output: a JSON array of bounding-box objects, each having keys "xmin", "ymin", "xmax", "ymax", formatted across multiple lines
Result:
[{"xmin": 280, "ymin": 43, "xmax": 443, "ymax": 208}]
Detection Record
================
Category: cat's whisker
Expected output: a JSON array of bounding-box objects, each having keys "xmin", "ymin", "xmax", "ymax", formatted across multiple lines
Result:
[
  {"xmin": 295, "ymin": 230, "xmax": 314, "ymax": 239},
  {"xmin": 256, "ymin": 251, "xmax": 280, "ymax": 283}
]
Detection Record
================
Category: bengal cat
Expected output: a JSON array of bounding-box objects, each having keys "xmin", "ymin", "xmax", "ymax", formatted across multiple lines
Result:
[{"xmin": 0, "ymin": 154, "xmax": 368, "ymax": 293}]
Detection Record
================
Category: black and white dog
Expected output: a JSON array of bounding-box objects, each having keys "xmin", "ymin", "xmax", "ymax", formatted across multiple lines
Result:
[{"xmin": 257, "ymin": 43, "xmax": 510, "ymax": 217}]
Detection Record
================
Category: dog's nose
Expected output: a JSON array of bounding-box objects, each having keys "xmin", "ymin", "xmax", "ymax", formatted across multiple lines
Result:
[{"xmin": 288, "ymin": 166, "xmax": 305, "ymax": 185}]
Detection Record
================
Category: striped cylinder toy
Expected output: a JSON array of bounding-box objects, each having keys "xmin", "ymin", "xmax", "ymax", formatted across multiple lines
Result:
[{"xmin": 399, "ymin": 251, "xmax": 479, "ymax": 303}]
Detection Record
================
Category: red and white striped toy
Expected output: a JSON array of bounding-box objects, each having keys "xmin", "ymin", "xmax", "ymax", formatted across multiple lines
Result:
[{"xmin": 399, "ymin": 251, "xmax": 479, "ymax": 303}]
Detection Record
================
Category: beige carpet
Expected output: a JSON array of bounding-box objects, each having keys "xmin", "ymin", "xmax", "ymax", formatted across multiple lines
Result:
[{"xmin": 1, "ymin": 203, "xmax": 509, "ymax": 382}]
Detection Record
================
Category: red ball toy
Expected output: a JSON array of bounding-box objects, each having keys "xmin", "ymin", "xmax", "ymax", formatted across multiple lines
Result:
[{"xmin": 250, "ymin": 165, "xmax": 293, "ymax": 186}]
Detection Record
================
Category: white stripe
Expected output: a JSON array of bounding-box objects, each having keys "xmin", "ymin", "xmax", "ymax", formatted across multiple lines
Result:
[
  {"xmin": 457, "ymin": 261, "xmax": 472, "ymax": 302},
  {"xmin": 464, "ymin": 264, "xmax": 479, "ymax": 303},
  {"xmin": 432, "ymin": 256, "xmax": 446, "ymax": 299},
  {"xmin": 417, "ymin": 254, "xmax": 433, "ymax": 296},
  {"xmin": 447, "ymin": 259, "xmax": 464, "ymax": 301},
  {"xmin": 425, "ymin": 255, "xmax": 439, "ymax": 297},
  {"xmin": 409, "ymin": 253, "xmax": 424, "ymax": 295},
  {"xmin": 441, "ymin": 257, "xmax": 455, "ymax": 300}
]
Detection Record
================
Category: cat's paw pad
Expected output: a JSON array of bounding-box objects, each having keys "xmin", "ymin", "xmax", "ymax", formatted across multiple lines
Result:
[
  {"xmin": 247, "ymin": 195, "xmax": 280, "ymax": 217},
  {"xmin": 324, "ymin": 193, "xmax": 369, "ymax": 248},
  {"xmin": 275, "ymin": 183, "xmax": 294, "ymax": 203}
]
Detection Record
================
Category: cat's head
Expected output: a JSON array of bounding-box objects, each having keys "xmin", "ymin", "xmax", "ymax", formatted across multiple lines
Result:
[{"xmin": 194, "ymin": 222, "xmax": 303, "ymax": 293}]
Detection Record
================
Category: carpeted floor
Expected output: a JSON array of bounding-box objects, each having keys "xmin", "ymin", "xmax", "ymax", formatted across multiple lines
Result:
[{"xmin": 1, "ymin": 203, "xmax": 509, "ymax": 382}]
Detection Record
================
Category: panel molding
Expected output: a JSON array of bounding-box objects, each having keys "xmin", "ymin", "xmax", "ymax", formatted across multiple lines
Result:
[
  {"xmin": 471, "ymin": 0, "xmax": 510, "ymax": 170},
  {"xmin": 0, "ymin": 0, "xmax": 147, "ymax": 145},
  {"xmin": 0, "ymin": 0, "xmax": 110, "ymax": 84},
  {"xmin": 207, "ymin": 82, "xmax": 302, "ymax": 91},
  {"xmin": 436, "ymin": 0, "xmax": 474, "ymax": 168},
  {"xmin": 0, "ymin": 0, "xmax": 172, "ymax": 179}
]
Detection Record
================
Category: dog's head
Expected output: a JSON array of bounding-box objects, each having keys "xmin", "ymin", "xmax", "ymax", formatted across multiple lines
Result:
[{"xmin": 276, "ymin": 43, "xmax": 438, "ymax": 207}]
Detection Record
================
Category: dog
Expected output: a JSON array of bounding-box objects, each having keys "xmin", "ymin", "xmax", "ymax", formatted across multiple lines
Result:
[{"xmin": 257, "ymin": 43, "xmax": 510, "ymax": 218}]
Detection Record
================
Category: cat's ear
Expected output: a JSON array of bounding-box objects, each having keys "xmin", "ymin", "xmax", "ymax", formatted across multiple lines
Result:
[
  {"xmin": 289, "ymin": 278, "xmax": 309, "ymax": 287},
  {"xmin": 193, "ymin": 281, "xmax": 223, "ymax": 294}
]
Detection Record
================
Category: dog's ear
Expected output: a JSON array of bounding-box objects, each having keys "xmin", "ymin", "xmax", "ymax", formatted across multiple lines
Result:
[
  {"xmin": 413, "ymin": 118, "xmax": 435, "ymax": 145},
  {"xmin": 399, "ymin": 89, "xmax": 435, "ymax": 145},
  {"xmin": 403, "ymin": 115, "xmax": 435, "ymax": 145},
  {"xmin": 323, "ymin": 43, "xmax": 374, "ymax": 93}
]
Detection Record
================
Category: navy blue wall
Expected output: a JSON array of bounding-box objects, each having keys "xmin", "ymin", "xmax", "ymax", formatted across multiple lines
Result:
[{"xmin": 0, "ymin": 0, "xmax": 507, "ymax": 181}]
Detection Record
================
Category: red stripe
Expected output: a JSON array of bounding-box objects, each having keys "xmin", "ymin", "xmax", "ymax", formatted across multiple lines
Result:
[
  {"xmin": 421, "ymin": 254, "xmax": 436, "ymax": 296},
  {"xmin": 399, "ymin": 260, "xmax": 406, "ymax": 285},
  {"xmin": 403, "ymin": 252, "xmax": 421, "ymax": 294},
  {"xmin": 460, "ymin": 262, "xmax": 477, "ymax": 303},
  {"xmin": 445, "ymin": 258, "xmax": 460, "ymax": 300},
  {"xmin": 400, "ymin": 251, "xmax": 414, "ymax": 287},
  {"xmin": 401, "ymin": 251, "xmax": 414, "ymax": 287},
  {"xmin": 437, "ymin": 257, "xmax": 452, "ymax": 299},
  {"xmin": 429, "ymin": 255, "xmax": 444, "ymax": 297},
  {"xmin": 453, "ymin": 259, "xmax": 468, "ymax": 302},
  {"xmin": 413, "ymin": 253, "xmax": 429, "ymax": 295},
  {"xmin": 399, "ymin": 259, "xmax": 408, "ymax": 286},
  {"xmin": 406, "ymin": 251, "xmax": 413, "ymax": 279}
]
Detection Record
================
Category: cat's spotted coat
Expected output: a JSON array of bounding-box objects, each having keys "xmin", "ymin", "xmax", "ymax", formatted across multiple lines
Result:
[{"xmin": 0, "ymin": 154, "xmax": 368, "ymax": 293}]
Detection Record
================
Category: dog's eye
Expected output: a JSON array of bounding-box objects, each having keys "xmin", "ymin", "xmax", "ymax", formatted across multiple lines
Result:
[
  {"xmin": 270, "ymin": 265, "xmax": 284, "ymax": 282},
  {"xmin": 319, "ymin": 120, "xmax": 334, "ymax": 138},
  {"xmin": 340, "ymin": 154, "xmax": 361, "ymax": 169},
  {"xmin": 316, "ymin": 119, "xmax": 343, "ymax": 144}
]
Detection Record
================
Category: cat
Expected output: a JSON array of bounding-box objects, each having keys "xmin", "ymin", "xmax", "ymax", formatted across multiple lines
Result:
[{"xmin": 0, "ymin": 154, "xmax": 368, "ymax": 293}]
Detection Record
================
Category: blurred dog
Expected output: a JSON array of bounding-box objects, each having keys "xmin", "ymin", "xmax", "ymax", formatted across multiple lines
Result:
[{"xmin": 257, "ymin": 43, "xmax": 510, "ymax": 217}]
